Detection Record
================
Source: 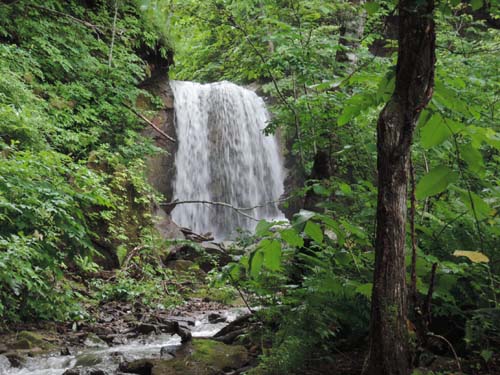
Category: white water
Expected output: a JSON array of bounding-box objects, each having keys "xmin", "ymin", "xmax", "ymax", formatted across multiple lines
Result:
[
  {"xmin": 0, "ymin": 309, "xmax": 247, "ymax": 375},
  {"xmin": 0, "ymin": 334, "xmax": 182, "ymax": 375},
  {"xmin": 170, "ymin": 81, "xmax": 286, "ymax": 240}
]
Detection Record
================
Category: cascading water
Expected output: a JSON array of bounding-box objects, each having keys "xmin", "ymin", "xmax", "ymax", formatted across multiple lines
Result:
[{"xmin": 170, "ymin": 81, "xmax": 286, "ymax": 240}]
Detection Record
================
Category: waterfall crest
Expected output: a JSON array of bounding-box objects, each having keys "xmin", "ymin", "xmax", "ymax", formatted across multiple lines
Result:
[{"xmin": 170, "ymin": 81, "xmax": 285, "ymax": 240}]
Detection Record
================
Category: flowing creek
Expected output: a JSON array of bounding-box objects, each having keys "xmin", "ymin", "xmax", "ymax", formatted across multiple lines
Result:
[{"xmin": 0, "ymin": 309, "xmax": 247, "ymax": 375}]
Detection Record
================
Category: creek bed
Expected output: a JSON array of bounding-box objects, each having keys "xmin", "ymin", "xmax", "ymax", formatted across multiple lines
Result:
[{"xmin": 0, "ymin": 308, "xmax": 248, "ymax": 375}]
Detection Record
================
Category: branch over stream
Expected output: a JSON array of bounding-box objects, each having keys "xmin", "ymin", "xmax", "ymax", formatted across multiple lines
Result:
[{"xmin": 161, "ymin": 198, "xmax": 290, "ymax": 221}]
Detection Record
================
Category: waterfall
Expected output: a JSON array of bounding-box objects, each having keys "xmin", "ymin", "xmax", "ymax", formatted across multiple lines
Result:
[{"xmin": 170, "ymin": 81, "xmax": 285, "ymax": 240}]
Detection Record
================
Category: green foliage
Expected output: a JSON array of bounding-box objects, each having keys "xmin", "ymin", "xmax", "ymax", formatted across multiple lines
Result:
[
  {"xmin": 0, "ymin": 0, "xmax": 172, "ymax": 322},
  {"xmin": 221, "ymin": 212, "xmax": 372, "ymax": 373},
  {"xmin": 171, "ymin": 1, "xmax": 499, "ymax": 371},
  {"xmin": 90, "ymin": 268, "xmax": 183, "ymax": 309}
]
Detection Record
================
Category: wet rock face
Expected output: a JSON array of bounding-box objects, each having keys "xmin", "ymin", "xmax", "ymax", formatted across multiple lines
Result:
[{"xmin": 139, "ymin": 78, "xmax": 177, "ymax": 208}]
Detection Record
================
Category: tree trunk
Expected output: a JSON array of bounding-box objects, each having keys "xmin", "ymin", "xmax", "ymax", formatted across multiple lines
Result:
[{"xmin": 363, "ymin": 1, "xmax": 436, "ymax": 375}]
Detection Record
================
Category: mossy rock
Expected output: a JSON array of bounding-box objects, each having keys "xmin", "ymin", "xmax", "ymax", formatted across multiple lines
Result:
[
  {"xmin": 122, "ymin": 339, "xmax": 248, "ymax": 375},
  {"xmin": 9, "ymin": 331, "xmax": 56, "ymax": 351},
  {"xmin": 190, "ymin": 339, "xmax": 248, "ymax": 369},
  {"xmin": 154, "ymin": 339, "xmax": 248, "ymax": 375}
]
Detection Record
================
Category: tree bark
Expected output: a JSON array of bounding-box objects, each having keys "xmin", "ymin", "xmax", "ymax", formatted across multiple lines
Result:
[{"xmin": 363, "ymin": 1, "xmax": 436, "ymax": 375}]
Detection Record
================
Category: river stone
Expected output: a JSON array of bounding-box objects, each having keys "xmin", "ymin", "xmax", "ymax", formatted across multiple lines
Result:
[
  {"xmin": 84, "ymin": 333, "xmax": 109, "ymax": 348},
  {"xmin": 9, "ymin": 331, "xmax": 56, "ymax": 351},
  {"xmin": 121, "ymin": 339, "xmax": 248, "ymax": 375},
  {"xmin": 63, "ymin": 369, "xmax": 109, "ymax": 375},
  {"xmin": 5, "ymin": 352, "xmax": 25, "ymax": 367},
  {"xmin": 134, "ymin": 323, "xmax": 158, "ymax": 335},
  {"xmin": 74, "ymin": 352, "xmax": 103, "ymax": 367},
  {"xmin": 208, "ymin": 313, "xmax": 226, "ymax": 324},
  {"xmin": 119, "ymin": 358, "xmax": 154, "ymax": 374}
]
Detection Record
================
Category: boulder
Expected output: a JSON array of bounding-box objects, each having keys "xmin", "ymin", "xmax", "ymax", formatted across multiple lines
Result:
[
  {"xmin": 154, "ymin": 211, "xmax": 185, "ymax": 240},
  {"xmin": 74, "ymin": 352, "xmax": 103, "ymax": 367},
  {"xmin": 83, "ymin": 333, "xmax": 109, "ymax": 348},
  {"xmin": 166, "ymin": 259, "xmax": 196, "ymax": 272},
  {"xmin": 5, "ymin": 352, "xmax": 25, "ymax": 367},
  {"xmin": 119, "ymin": 358, "xmax": 154, "ymax": 375},
  {"xmin": 214, "ymin": 314, "xmax": 252, "ymax": 339},
  {"xmin": 120, "ymin": 339, "xmax": 248, "ymax": 375},
  {"xmin": 208, "ymin": 313, "xmax": 226, "ymax": 324},
  {"xmin": 8, "ymin": 331, "xmax": 56, "ymax": 351},
  {"xmin": 134, "ymin": 323, "xmax": 158, "ymax": 335},
  {"xmin": 165, "ymin": 242, "xmax": 232, "ymax": 272}
]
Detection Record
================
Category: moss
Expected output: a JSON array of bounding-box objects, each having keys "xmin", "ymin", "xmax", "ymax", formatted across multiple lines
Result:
[
  {"xmin": 150, "ymin": 339, "xmax": 248, "ymax": 375},
  {"xmin": 10, "ymin": 331, "xmax": 56, "ymax": 351}
]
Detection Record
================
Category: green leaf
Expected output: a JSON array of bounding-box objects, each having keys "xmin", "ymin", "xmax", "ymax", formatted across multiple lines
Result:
[
  {"xmin": 338, "ymin": 95, "xmax": 368, "ymax": 126},
  {"xmin": 415, "ymin": 166, "xmax": 458, "ymax": 200},
  {"xmin": 460, "ymin": 143, "xmax": 485, "ymax": 175},
  {"xmin": 255, "ymin": 220, "xmax": 274, "ymax": 237},
  {"xmin": 117, "ymin": 245, "xmax": 127, "ymax": 267},
  {"xmin": 280, "ymin": 228, "xmax": 304, "ymax": 247},
  {"xmin": 313, "ymin": 184, "xmax": 330, "ymax": 196},
  {"xmin": 339, "ymin": 183, "xmax": 352, "ymax": 195},
  {"xmin": 355, "ymin": 283, "xmax": 373, "ymax": 298},
  {"xmin": 365, "ymin": 2, "xmax": 380, "ymax": 15},
  {"xmin": 304, "ymin": 221, "xmax": 323, "ymax": 243},
  {"xmin": 249, "ymin": 250, "xmax": 264, "ymax": 278},
  {"xmin": 260, "ymin": 239, "xmax": 281, "ymax": 271},
  {"xmin": 471, "ymin": 0, "xmax": 483, "ymax": 11},
  {"xmin": 458, "ymin": 190, "xmax": 491, "ymax": 220},
  {"xmin": 480, "ymin": 349, "xmax": 493, "ymax": 363},
  {"xmin": 420, "ymin": 113, "xmax": 452, "ymax": 148}
]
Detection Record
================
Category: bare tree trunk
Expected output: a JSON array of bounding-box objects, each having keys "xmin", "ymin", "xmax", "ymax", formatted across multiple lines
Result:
[{"xmin": 363, "ymin": 1, "xmax": 436, "ymax": 375}]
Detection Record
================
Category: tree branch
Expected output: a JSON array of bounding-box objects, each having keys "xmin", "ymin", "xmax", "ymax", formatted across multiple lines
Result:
[
  {"xmin": 108, "ymin": 0, "xmax": 119, "ymax": 67},
  {"xmin": 124, "ymin": 104, "xmax": 176, "ymax": 143},
  {"xmin": 27, "ymin": 3, "xmax": 106, "ymax": 35},
  {"xmin": 161, "ymin": 198, "xmax": 290, "ymax": 222}
]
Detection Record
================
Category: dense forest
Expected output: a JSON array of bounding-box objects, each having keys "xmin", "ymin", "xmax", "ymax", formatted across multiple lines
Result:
[{"xmin": 0, "ymin": 0, "xmax": 499, "ymax": 375}]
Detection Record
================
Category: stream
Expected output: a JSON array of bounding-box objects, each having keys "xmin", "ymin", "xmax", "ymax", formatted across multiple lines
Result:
[{"xmin": 0, "ymin": 308, "xmax": 247, "ymax": 375}]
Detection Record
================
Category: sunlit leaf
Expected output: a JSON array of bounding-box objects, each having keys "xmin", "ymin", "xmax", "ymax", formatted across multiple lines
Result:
[{"xmin": 453, "ymin": 250, "xmax": 489, "ymax": 263}]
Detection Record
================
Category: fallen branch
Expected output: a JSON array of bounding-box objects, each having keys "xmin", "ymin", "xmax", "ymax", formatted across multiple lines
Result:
[
  {"xmin": 427, "ymin": 332, "xmax": 462, "ymax": 373},
  {"xmin": 124, "ymin": 104, "xmax": 176, "ymax": 143},
  {"xmin": 180, "ymin": 227, "xmax": 214, "ymax": 243}
]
